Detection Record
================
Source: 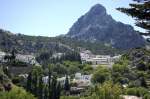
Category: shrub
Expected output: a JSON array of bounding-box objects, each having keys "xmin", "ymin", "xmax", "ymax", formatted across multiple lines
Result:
[
  {"xmin": 125, "ymin": 87, "xmax": 149, "ymax": 97},
  {"xmin": 0, "ymin": 86, "xmax": 36, "ymax": 99}
]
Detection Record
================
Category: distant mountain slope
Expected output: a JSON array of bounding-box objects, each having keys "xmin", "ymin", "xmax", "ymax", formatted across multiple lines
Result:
[
  {"xmin": 67, "ymin": 4, "xmax": 145, "ymax": 49},
  {"xmin": 0, "ymin": 29, "xmax": 74, "ymax": 55},
  {"xmin": 0, "ymin": 29, "xmax": 123, "ymax": 56}
]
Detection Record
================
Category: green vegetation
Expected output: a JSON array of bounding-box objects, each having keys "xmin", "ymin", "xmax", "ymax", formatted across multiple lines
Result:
[
  {"xmin": 25, "ymin": 66, "xmax": 64, "ymax": 99},
  {"xmin": 84, "ymin": 81, "xmax": 123, "ymax": 99},
  {"xmin": 92, "ymin": 66, "xmax": 111, "ymax": 84},
  {"xmin": 1, "ymin": 48, "xmax": 150, "ymax": 99},
  {"xmin": 0, "ymin": 66, "xmax": 36, "ymax": 99},
  {"xmin": 62, "ymin": 48, "xmax": 150, "ymax": 99},
  {"xmin": 47, "ymin": 61, "xmax": 93, "ymax": 77},
  {"xmin": 125, "ymin": 87, "xmax": 149, "ymax": 97},
  {"xmin": 0, "ymin": 86, "xmax": 36, "ymax": 99},
  {"xmin": 62, "ymin": 81, "xmax": 123, "ymax": 99},
  {"xmin": 36, "ymin": 51, "xmax": 81, "ymax": 66}
]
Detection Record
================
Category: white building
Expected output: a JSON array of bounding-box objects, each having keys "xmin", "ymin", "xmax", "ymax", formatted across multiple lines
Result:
[
  {"xmin": 43, "ymin": 76, "xmax": 70, "ymax": 86},
  {"xmin": 16, "ymin": 54, "xmax": 40, "ymax": 65},
  {"xmin": 0, "ymin": 51, "xmax": 6, "ymax": 62},
  {"xmin": 122, "ymin": 95, "xmax": 142, "ymax": 99},
  {"xmin": 52, "ymin": 53, "xmax": 64, "ymax": 58},
  {"xmin": 80, "ymin": 50, "xmax": 95, "ymax": 61},
  {"xmin": 43, "ymin": 76, "xmax": 49, "ymax": 84},
  {"xmin": 80, "ymin": 50, "xmax": 121, "ymax": 68},
  {"xmin": 73, "ymin": 73, "xmax": 92, "ymax": 87},
  {"xmin": 57, "ymin": 76, "xmax": 70, "ymax": 86},
  {"xmin": 0, "ymin": 50, "xmax": 40, "ymax": 65}
]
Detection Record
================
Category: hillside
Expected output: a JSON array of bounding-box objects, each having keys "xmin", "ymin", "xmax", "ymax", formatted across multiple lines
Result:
[
  {"xmin": 0, "ymin": 29, "xmax": 123, "ymax": 56},
  {"xmin": 67, "ymin": 4, "xmax": 145, "ymax": 49},
  {"xmin": 0, "ymin": 29, "xmax": 73, "ymax": 54}
]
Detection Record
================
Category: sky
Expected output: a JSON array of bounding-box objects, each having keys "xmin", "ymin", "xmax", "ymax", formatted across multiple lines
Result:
[{"xmin": 0, "ymin": 0, "xmax": 144, "ymax": 37}]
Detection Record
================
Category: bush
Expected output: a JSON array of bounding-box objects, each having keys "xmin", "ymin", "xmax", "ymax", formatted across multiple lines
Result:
[
  {"xmin": 0, "ymin": 86, "xmax": 36, "ymax": 99},
  {"xmin": 125, "ymin": 87, "xmax": 149, "ymax": 97},
  {"xmin": 143, "ymin": 93, "xmax": 150, "ymax": 99},
  {"xmin": 92, "ymin": 66, "xmax": 111, "ymax": 83},
  {"xmin": 61, "ymin": 96, "xmax": 79, "ymax": 99}
]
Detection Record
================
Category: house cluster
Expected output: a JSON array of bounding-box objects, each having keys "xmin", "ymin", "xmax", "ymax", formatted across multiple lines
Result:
[
  {"xmin": 16, "ymin": 54, "xmax": 39, "ymax": 66},
  {"xmin": 80, "ymin": 50, "xmax": 121, "ymax": 68},
  {"xmin": 52, "ymin": 53, "xmax": 64, "ymax": 58},
  {"xmin": 42, "ymin": 76, "xmax": 70, "ymax": 86},
  {"xmin": 73, "ymin": 73, "xmax": 92, "ymax": 87},
  {"xmin": 42, "ymin": 73, "xmax": 92, "ymax": 94},
  {"xmin": 0, "ymin": 51, "xmax": 39, "ymax": 65}
]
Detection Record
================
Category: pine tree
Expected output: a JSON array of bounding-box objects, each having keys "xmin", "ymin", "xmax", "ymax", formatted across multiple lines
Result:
[
  {"xmin": 48, "ymin": 66, "xmax": 52, "ymax": 99},
  {"xmin": 56, "ymin": 82, "xmax": 61, "ymax": 99},
  {"xmin": 26, "ymin": 72, "xmax": 32, "ymax": 92},
  {"xmin": 11, "ymin": 48, "xmax": 16, "ymax": 61},
  {"xmin": 44, "ymin": 85, "xmax": 48, "ymax": 99},
  {"xmin": 51, "ymin": 75, "xmax": 57, "ymax": 99},
  {"xmin": 39, "ymin": 75, "xmax": 44, "ymax": 99},
  {"xmin": 117, "ymin": 0, "xmax": 150, "ymax": 42},
  {"xmin": 33, "ymin": 72, "xmax": 38, "ymax": 96},
  {"xmin": 141, "ymin": 77, "xmax": 147, "ymax": 88},
  {"xmin": 64, "ymin": 75, "xmax": 70, "ymax": 95}
]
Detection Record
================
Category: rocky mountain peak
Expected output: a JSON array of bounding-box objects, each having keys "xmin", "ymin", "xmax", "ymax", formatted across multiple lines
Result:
[
  {"xmin": 88, "ymin": 4, "xmax": 106, "ymax": 16},
  {"xmin": 66, "ymin": 4, "xmax": 145, "ymax": 49}
]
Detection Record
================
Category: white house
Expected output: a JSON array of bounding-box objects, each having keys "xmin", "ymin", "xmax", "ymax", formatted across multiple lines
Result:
[
  {"xmin": 80, "ymin": 50, "xmax": 121, "ymax": 68},
  {"xmin": 73, "ymin": 73, "xmax": 92, "ymax": 87},
  {"xmin": 80, "ymin": 50, "xmax": 95, "ymax": 61},
  {"xmin": 42, "ymin": 76, "xmax": 70, "ymax": 86},
  {"xmin": 52, "ymin": 53, "xmax": 64, "ymax": 58},
  {"xmin": 43, "ymin": 76, "xmax": 49, "ymax": 84},
  {"xmin": 0, "ymin": 51, "xmax": 6, "ymax": 62},
  {"xmin": 122, "ymin": 95, "xmax": 142, "ymax": 99}
]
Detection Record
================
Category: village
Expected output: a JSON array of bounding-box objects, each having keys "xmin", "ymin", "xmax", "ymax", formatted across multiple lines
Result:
[
  {"xmin": 0, "ymin": 50, "xmax": 121, "ymax": 92},
  {"xmin": 0, "ymin": 50, "xmax": 145, "ymax": 99}
]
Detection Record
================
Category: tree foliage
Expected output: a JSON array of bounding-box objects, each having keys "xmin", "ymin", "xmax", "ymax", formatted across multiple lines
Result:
[
  {"xmin": 117, "ymin": 0, "xmax": 150, "ymax": 41},
  {"xmin": 0, "ymin": 86, "xmax": 36, "ymax": 99},
  {"xmin": 92, "ymin": 66, "xmax": 111, "ymax": 83}
]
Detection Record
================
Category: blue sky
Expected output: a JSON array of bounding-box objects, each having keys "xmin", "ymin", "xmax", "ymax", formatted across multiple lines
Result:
[{"xmin": 0, "ymin": 0, "xmax": 143, "ymax": 37}]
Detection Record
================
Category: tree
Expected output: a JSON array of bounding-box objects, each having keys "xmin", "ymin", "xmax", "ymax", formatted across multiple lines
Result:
[
  {"xmin": 0, "ymin": 86, "xmax": 36, "ymax": 99},
  {"xmin": 117, "ymin": 0, "xmax": 150, "ymax": 42},
  {"xmin": 86, "ymin": 81, "xmax": 123, "ymax": 99},
  {"xmin": 44, "ymin": 85, "xmax": 48, "ymax": 99},
  {"xmin": 39, "ymin": 75, "xmax": 44, "ymax": 99},
  {"xmin": 11, "ymin": 48, "xmax": 16, "ymax": 61},
  {"xmin": 26, "ymin": 72, "xmax": 32, "ymax": 92},
  {"xmin": 92, "ymin": 66, "xmax": 111, "ymax": 84},
  {"xmin": 140, "ymin": 77, "xmax": 147, "ymax": 88},
  {"xmin": 64, "ymin": 75, "xmax": 70, "ymax": 93},
  {"xmin": 48, "ymin": 65, "xmax": 52, "ymax": 99},
  {"xmin": 112, "ymin": 63, "xmax": 128, "ymax": 74},
  {"xmin": 32, "ymin": 72, "xmax": 38, "ymax": 96},
  {"xmin": 56, "ymin": 82, "xmax": 61, "ymax": 99},
  {"xmin": 51, "ymin": 74, "xmax": 57, "ymax": 99},
  {"xmin": 125, "ymin": 87, "xmax": 149, "ymax": 97}
]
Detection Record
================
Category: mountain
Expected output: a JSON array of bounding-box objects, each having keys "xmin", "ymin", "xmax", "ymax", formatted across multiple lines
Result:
[
  {"xmin": 0, "ymin": 29, "xmax": 124, "ymax": 57},
  {"xmin": 67, "ymin": 4, "xmax": 145, "ymax": 49}
]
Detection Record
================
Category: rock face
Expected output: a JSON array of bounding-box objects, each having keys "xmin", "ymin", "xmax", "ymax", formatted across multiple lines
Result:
[{"xmin": 67, "ymin": 4, "xmax": 145, "ymax": 49}]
